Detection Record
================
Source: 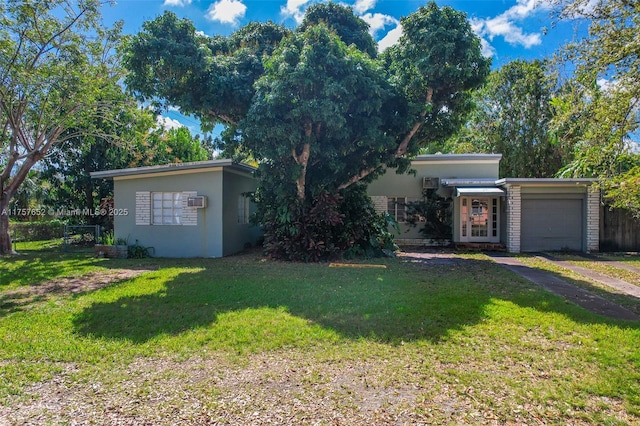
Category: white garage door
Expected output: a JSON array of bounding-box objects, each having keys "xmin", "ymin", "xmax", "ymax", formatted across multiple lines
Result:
[{"xmin": 521, "ymin": 198, "xmax": 583, "ymax": 252}]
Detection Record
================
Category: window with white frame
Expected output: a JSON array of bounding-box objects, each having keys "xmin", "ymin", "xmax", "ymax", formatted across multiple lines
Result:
[
  {"xmin": 152, "ymin": 192, "xmax": 183, "ymax": 225},
  {"xmin": 237, "ymin": 194, "xmax": 250, "ymax": 224}
]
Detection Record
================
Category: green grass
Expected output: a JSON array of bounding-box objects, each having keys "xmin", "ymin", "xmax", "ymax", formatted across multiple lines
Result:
[
  {"xmin": 517, "ymin": 253, "xmax": 640, "ymax": 316},
  {"xmin": 599, "ymin": 253, "xmax": 640, "ymax": 270},
  {"xmin": 552, "ymin": 253, "xmax": 640, "ymax": 287},
  {"xmin": 1, "ymin": 247, "xmax": 640, "ymax": 424}
]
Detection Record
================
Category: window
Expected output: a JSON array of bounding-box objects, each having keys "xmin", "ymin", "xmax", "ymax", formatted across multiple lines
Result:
[
  {"xmin": 387, "ymin": 197, "xmax": 407, "ymax": 222},
  {"xmin": 152, "ymin": 192, "xmax": 183, "ymax": 225},
  {"xmin": 237, "ymin": 195, "xmax": 250, "ymax": 224}
]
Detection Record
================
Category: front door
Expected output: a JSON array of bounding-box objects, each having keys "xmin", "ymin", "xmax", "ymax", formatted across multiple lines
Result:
[{"xmin": 460, "ymin": 197, "xmax": 500, "ymax": 243}]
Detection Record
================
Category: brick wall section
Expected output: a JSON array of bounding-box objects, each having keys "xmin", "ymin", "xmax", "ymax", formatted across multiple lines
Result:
[
  {"xmin": 181, "ymin": 191, "xmax": 198, "ymax": 226},
  {"xmin": 506, "ymin": 185, "xmax": 521, "ymax": 253},
  {"xmin": 370, "ymin": 196, "xmax": 388, "ymax": 215},
  {"xmin": 587, "ymin": 187, "xmax": 600, "ymax": 252},
  {"xmin": 135, "ymin": 192, "xmax": 151, "ymax": 225}
]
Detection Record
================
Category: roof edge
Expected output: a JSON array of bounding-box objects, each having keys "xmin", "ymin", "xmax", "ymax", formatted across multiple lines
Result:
[
  {"xmin": 496, "ymin": 178, "xmax": 597, "ymax": 186},
  {"xmin": 90, "ymin": 159, "xmax": 256, "ymax": 179},
  {"xmin": 412, "ymin": 154, "xmax": 502, "ymax": 163}
]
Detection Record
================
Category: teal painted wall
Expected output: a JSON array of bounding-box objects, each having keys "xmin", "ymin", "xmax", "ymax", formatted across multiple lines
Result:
[
  {"xmin": 222, "ymin": 170, "xmax": 261, "ymax": 256},
  {"xmin": 113, "ymin": 170, "xmax": 225, "ymax": 257}
]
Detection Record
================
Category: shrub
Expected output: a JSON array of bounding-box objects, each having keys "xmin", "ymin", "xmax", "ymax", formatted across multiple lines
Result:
[
  {"xmin": 258, "ymin": 185, "xmax": 397, "ymax": 262},
  {"xmin": 405, "ymin": 189, "xmax": 452, "ymax": 240}
]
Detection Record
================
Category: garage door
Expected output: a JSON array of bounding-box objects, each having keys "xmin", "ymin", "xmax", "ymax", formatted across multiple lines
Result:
[{"xmin": 521, "ymin": 198, "xmax": 583, "ymax": 252}]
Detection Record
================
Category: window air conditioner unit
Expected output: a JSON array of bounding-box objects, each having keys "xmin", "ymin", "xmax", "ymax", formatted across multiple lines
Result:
[
  {"xmin": 187, "ymin": 196, "xmax": 207, "ymax": 208},
  {"xmin": 422, "ymin": 177, "xmax": 440, "ymax": 189}
]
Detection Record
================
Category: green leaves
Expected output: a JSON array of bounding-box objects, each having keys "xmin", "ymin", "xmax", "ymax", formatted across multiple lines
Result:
[
  {"xmin": 125, "ymin": 13, "xmax": 290, "ymax": 126},
  {"xmin": 124, "ymin": 2, "xmax": 488, "ymax": 260},
  {"xmin": 383, "ymin": 2, "xmax": 490, "ymax": 149},
  {"xmin": 449, "ymin": 59, "xmax": 567, "ymax": 178},
  {"xmin": 549, "ymin": 0, "xmax": 640, "ymax": 215}
]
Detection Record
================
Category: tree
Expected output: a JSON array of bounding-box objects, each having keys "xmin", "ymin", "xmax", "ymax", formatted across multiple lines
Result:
[
  {"xmin": 0, "ymin": 0, "xmax": 124, "ymax": 253},
  {"xmin": 42, "ymin": 107, "xmax": 212, "ymax": 227},
  {"xmin": 298, "ymin": 2, "xmax": 378, "ymax": 58},
  {"xmin": 552, "ymin": 0, "xmax": 640, "ymax": 215},
  {"xmin": 447, "ymin": 59, "xmax": 570, "ymax": 178},
  {"xmin": 125, "ymin": 2, "xmax": 489, "ymax": 260}
]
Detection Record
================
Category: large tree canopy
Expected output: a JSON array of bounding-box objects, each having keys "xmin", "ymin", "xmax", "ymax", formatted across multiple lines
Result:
[
  {"xmin": 552, "ymin": 0, "xmax": 640, "ymax": 215},
  {"xmin": 241, "ymin": 24, "xmax": 397, "ymax": 200},
  {"xmin": 447, "ymin": 59, "xmax": 570, "ymax": 178},
  {"xmin": 0, "ymin": 0, "xmax": 125, "ymax": 254},
  {"xmin": 125, "ymin": 1, "xmax": 489, "ymax": 259}
]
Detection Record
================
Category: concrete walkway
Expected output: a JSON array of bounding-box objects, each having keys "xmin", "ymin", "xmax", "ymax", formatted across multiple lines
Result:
[
  {"xmin": 486, "ymin": 253, "xmax": 639, "ymax": 321},
  {"xmin": 539, "ymin": 253, "xmax": 640, "ymax": 299},
  {"xmin": 584, "ymin": 254, "xmax": 640, "ymax": 275}
]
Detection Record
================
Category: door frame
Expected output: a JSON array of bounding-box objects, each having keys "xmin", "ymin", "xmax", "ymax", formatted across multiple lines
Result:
[{"xmin": 459, "ymin": 196, "xmax": 500, "ymax": 243}]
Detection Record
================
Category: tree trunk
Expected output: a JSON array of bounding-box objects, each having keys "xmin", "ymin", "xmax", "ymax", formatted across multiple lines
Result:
[
  {"xmin": 0, "ymin": 153, "xmax": 41, "ymax": 254},
  {"xmin": 0, "ymin": 195, "xmax": 14, "ymax": 254}
]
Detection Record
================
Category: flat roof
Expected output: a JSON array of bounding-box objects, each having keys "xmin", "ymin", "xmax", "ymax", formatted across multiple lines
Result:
[
  {"xmin": 90, "ymin": 159, "xmax": 256, "ymax": 179},
  {"xmin": 441, "ymin": 178, "xmax": 499, "ymax": 187},
  {"xmin": 412, "ymin": 154, "xmax": 502, "ymax": 163},
  {"xmin": 496, "ymin": 178, "xmax": 597, "ymax": 186}
]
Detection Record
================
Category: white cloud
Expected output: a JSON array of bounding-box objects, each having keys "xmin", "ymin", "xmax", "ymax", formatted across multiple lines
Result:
[
  {"xmin": 281, "ymin": 0, "xmax": 312, "ymax": 24},
  {"xmin": 479, "ymin": 37, "xmax": 497, "ymax": 58},
  {"xmin": 377, "ymin": 24, "xmax": 403, "ymax": 53},
  {"xmin": 470, "ymin": 0, "xmax": 552, "ymax": 57},
  {"xmin": 163, "ymin": 0, "xmax": 191, "ymax": 6},
  {"xmin": 504, "ymin": 0, "xmax": 552, "ymax": 19},
  {"xmin": 481, "ymin": 15, "xmax": 542, "ymax": 48},
  {"xmin": 353, "ymin": 0, "xmax": 376, "ymax": 14},
  {"xmin": 360, "ymin": 12, "xmax": 398, "ymax": 37},
  {"xmin": 205, "ymin": 0, "xmax": 247, "ymax": 26},
  {"xmin": 156, "ymin": 116, "xmax": 184, "ymax": 130}
]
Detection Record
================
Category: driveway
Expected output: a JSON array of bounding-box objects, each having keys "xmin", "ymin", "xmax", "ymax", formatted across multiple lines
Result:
[{"xmin": 486, "ymin": 252, "xmax": 639, "ymax": 321}]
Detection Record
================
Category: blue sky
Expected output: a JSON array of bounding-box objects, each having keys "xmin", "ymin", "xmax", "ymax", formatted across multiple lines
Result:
[{"xmin": 100, "ymin": 0, "xmax": 583, "ymax": 133}]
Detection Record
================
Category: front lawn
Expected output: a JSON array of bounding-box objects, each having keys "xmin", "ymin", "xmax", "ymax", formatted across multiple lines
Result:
[{"xmin": 1, "ymin": 247, "xmax": 639, "ymax": 424}]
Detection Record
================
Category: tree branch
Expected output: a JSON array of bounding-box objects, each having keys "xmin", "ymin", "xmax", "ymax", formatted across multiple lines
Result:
[{"xmin": 338, "ymin": 87, "xmax": 434, "ymax": 191}]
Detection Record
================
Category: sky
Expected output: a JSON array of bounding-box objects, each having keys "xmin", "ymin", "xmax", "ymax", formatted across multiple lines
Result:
[{"xmin": 99, "ymin": 0, "xmax": 584, "ymax": 133}]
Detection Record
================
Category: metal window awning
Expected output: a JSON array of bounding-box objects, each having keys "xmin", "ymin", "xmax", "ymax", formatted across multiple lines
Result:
[{"xmin": 456, "ymin": 187, "xmax": 505, "ymax": 197}]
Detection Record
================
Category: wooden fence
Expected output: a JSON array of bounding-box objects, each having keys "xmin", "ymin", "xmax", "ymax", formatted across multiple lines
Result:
[{"xmin": 600, "ymin": 207, "xmax": 640, "ymax": 252}]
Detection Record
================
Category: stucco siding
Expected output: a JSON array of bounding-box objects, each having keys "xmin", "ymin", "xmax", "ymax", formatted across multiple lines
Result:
[
  {"xmin": 222, "ymin": 170, "xmax": 261, "ymax": 257},
  {"xmin": 367, "ymin": 157, "xmax": 499, "ymax": 240},
  {"xmin": 113, "ymin": 171, "xmax": 224, "ymax": 257}
]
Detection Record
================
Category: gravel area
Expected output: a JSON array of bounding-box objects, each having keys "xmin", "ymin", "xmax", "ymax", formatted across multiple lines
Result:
[{"xmin": 1, "ymin": 353, "xmax": 438, "ymax": 425}]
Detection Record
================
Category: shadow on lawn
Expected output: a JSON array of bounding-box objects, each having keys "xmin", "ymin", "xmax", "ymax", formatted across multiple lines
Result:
[
  {"xmin": 0, "ymin": 250, "xmax": 155, "ymax": 318},
  {"xmin": 72, "ymin": 253, "xmax": 640, "ymax": 346}
]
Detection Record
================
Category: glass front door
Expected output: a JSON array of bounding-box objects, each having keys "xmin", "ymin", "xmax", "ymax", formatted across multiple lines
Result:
[
  {"xmin": 460, "ymin": 197, "xmax": 499, "ymax": 243},
  {"xmin": 470, "ymin": 198, "xmax": 489, "ymax": 239}
]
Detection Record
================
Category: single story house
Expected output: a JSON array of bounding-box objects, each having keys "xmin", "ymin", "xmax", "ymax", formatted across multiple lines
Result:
[
  {"xmin": 91, "ymin": 159, "xmax": 261, "ymax": 258},
  {"xmin": 368, "ymin": 154, "xmax": 599, "ymax": 253},
  {"xmin": 92, "ymin": 154, "xmax": 599, "ymax": 257}
]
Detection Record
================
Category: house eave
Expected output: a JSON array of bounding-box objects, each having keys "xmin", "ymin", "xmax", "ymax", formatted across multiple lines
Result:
[
  {"xmin": 90, "ymin": 159, "xmax": 256, "ymax": 180},
  {"xmin": 411, "ymin": 154, "xmax": 502, "ymax": 166},
  {"xmin": 496, "ymin": 178, "xmax": 597, "ymax": 187},
  {"xmin": 441, "ymin": 178, "xmax": 499, "ymax": 187}
]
